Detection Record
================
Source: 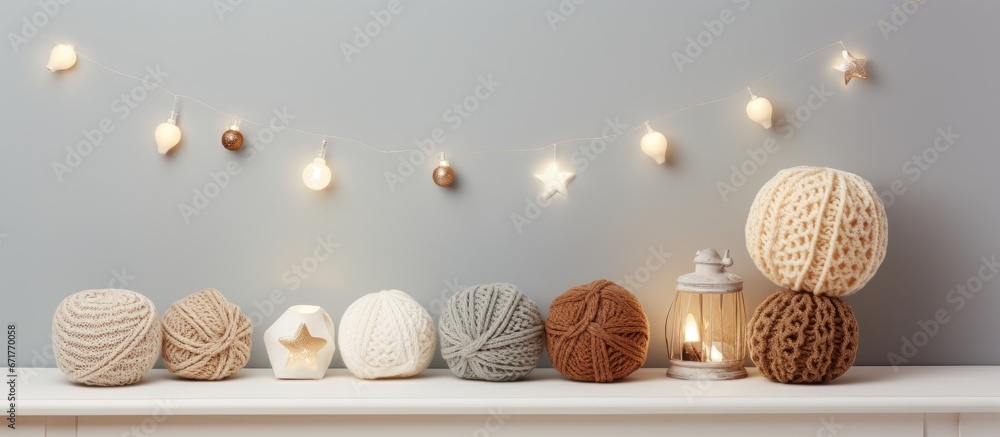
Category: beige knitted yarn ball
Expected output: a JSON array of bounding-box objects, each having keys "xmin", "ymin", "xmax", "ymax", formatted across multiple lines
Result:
[
  {"xmin": 748, "ymin": 289, "xmax": 859, "ymax": 384},
  {"xmin": 52, "ymin": 289, "xmax": 161, "ymax": 386},
  {"xmin": 338, "ymin": 290, "xmax": 436, "ymax": 379},
  {"xmin": 162, "ymin": 288, "xmax": 253, "ymax": 380},
  {"xmin": 746, "ymin": 166, "xmax": 888, "ymax": 297}
]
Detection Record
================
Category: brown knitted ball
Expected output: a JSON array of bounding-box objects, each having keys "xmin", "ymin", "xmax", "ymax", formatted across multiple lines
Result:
[
  {"xmin": 748, "ymin": 289, "xmax": 858, "ymax": 384},
  {"xmin": 546, "ymin": 280, "xmax": 650, "ymax": 383},
  {"xmin": 162, "ymin": 288, "xmax": 253, "ymax": 380}
]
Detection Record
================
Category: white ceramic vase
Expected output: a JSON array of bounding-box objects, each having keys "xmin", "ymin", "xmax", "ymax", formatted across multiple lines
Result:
[{"xmin": 263, "ymin": 305, "xmax": 336, "ymax": 379}]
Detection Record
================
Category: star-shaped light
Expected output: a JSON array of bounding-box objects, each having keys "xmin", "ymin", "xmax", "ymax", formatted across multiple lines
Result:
[
  {"xmin": 834, "ymin": 50, "xmax": 868, "ymax": 85},
  {"xmin": 279, "ymin": 323, "xmax": 328, "ymax": 370},
  {"xmin": 535, "ymin": 162, "xmax": 575, "ymax": 198}
]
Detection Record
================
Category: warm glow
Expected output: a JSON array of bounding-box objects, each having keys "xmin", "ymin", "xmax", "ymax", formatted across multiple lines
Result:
[
  {"xmin": 46, "ymin": 44, "xmax": 77, "ymax": 72},
  {"xmin": 154, "ymin": 120, "xmax": 181, "ymax": 154},
  {"xmin": 302, "ymin": 157, "xmax": 332, "ymax": 190},
  {"xmin": 745, "ymin": 96, "xmax": 773, "ymax": 129},
  {"xmin": 683, "ymin": 314, "xmax": 700, "ymax": 342},
  {"xmin": 710, "ymin": 344, "xmax": 724, "ymax": 362},
  {"xmin": 640, "ymin": 122, "xmax": 668, "ymax": 164}
]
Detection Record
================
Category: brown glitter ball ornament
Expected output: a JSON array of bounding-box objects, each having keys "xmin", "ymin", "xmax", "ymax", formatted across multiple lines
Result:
[
  {"xmin": 433, "ymin": 156, "xmax": 456, "ymax": 187},
  {"xmin": 748, "ymin": 289, "xmax": 858, "ymax": 384},
  {"xmin": 222, "ymin": 122, "xmax": 244, "ymax": 151}
]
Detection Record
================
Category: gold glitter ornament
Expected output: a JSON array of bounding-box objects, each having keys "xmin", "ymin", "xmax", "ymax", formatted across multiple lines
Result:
[
  {"xmin": 279, "ymin": 323, "xmax": 328, "ymax": 370},
  {"xmin": 433, "ymin": 154, "xmax": 456, "ymax": 187},
  {"xmin": 834, "ymin": 50, "xmax": 868, "ymax": 85},
  {"xmin": 222, "ymin": 119, "xmax": 244, "ymax": 151}
]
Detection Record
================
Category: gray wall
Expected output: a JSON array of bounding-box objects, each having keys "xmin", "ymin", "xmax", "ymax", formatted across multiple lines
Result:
[{"xmin": 2, "ymin": 1, "xmax": 997, "ymax": 370}]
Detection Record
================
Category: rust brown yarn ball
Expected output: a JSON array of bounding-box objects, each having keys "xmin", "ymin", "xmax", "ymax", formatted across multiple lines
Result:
[
  {"xmin": 162, "ymin": 288, "xmax": 253, "ymax": 380},
  {"xmin": 546, "ymin": 279, "xmax": 650, "ymax": 383},
  {"xmin": 748, "ymin": 289, "xmax": 858, "ymax": 384}
]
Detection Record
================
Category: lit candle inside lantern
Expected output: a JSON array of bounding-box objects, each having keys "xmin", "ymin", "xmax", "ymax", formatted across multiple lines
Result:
[
  {"xmin": 710, "ymin": 344, "xmax": 724, "ymax": 362},
  {"xmin": 682, "ymin": 314, "xmax": 703, "ymax": 362}
]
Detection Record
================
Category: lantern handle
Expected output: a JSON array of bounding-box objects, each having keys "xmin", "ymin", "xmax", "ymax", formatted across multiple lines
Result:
[{"xmin": 722, "ymin": 249, "xmax": 733, "ymax": 268}]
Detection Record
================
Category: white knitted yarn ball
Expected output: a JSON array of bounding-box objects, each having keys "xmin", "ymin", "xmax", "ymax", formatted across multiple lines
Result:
[
  {"xmin": 52, "ymin": 289, "xmax": 162, "ymax": 386},
  {"xmin": 338, "ymin": 290, "xmax": 436, "ymax": 379},
  {"xmin": 746, "ymin": 166, "xmax": 889, "ymax": 297}
]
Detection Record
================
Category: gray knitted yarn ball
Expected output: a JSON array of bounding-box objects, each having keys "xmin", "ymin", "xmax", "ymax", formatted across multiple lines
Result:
[{"xmin": 439, "ymin": 283, "xmax": 545, "ymax": 381}]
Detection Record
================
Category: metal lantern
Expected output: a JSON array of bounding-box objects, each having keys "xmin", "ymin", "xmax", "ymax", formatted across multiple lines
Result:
[{"xmin": 666, "ymin": 248, "xmax": 748, "ymax": 380}]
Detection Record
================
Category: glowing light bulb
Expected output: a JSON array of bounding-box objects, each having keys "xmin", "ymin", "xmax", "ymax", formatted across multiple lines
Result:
[
  {"xmin": 154, "ymin": 112, "xmax": 181, "ymax": 155},
  {"xmin": 746, "ymin": 93, "xmax": 773, "ymax": 129},
  {"xmin": 640, "ymin": 121, "xmax": 668, "ymax": 164},
  {"xmin": 46, "ymin": 44, "xmax": 77, "ymax": 72},
  {"xmin": 303, "ymin": 139, "xmax": 332, "ymax": 190}
]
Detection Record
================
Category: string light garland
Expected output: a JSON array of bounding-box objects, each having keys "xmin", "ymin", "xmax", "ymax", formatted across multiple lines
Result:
[
  {"xmin": 535, "ymin": 146, "xmax": 575, "ymax": 198},
  {"xmin": 41, "ymin": 1, "xmax": 922, "ymax": 191}
]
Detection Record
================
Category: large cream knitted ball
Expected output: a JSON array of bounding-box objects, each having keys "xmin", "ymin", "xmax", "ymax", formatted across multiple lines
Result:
[
  {"xmin": 161, "ymin": 288, "xmax": 253, "ymax": 380},
  {"xmin": 338, "ymin": 290, "xmax": 436, "ymax": 379},
  {"xmin": 439, "ymin": 283, "xmax": 545, "ymax": 382},
  {"xmin": 52, "ymin": 289, "xmax": 161, "ymax": 386},
  {"xmin": 746, "ymin": 166, "xmax": 888, "ymax": 297}
]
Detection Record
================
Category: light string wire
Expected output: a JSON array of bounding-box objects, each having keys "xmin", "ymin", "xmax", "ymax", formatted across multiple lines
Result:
[{"xmin": 42, "ymin": 0, "xmax": 923, "ymax": 159}]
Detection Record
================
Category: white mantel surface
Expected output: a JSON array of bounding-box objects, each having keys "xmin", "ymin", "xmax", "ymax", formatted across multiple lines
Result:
[{"xmin": 14, "ymin": 366, "xmax": 1000, "ymax": 417}]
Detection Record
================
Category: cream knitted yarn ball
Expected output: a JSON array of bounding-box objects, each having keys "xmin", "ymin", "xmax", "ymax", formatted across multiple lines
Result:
[
  {"xmin": 52, "ymin": 289, "xmax": 161, "ymax": 386},
  {"xmin": 161, "ymin": 288, "xmax": 253, "ymax": 380},
  {"xmin": 746, "ymin": 166, "xmax": 889, "ymax": 297},
  {"xmin": 338, "ymin": 290, "xmax": 436, "ymax": 379},
  {"xmin": 439, "ymin": 283, "xmax": 545, "ymax": 382}
]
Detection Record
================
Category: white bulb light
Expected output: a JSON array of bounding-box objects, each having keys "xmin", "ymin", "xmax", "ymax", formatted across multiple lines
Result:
[
  {"xmin": 640, "ymin": 121, "xmax": 668, "ymax": 164},
  {"xmin": 46, "ymin": 44, "xmax": 77, "ymax": 72},
  {"xmin": 746, "ymin": 95, "xmax": 773, "ymax": 129},
  {"xmin": 303, "ymin": 157, "xmax": 332, "ymax": 190},
  {"xmin": 154, "ymin": 112, "xmax": 181, "ymax": 155}
]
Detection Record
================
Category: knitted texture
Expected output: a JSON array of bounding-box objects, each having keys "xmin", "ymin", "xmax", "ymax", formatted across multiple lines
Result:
[
  {"xmin": 746, "ymin": 166, "xmax": 888, "ymax": 297},
  {"xmin": 748, "ymin": 289, "xmax": 858, "ymax": 384},
  {"xmin": 338, "ymin": 290, "xmax": 436, "ymax": 379},
  {"xmin": 546, "ymin": 280, "xmax": 649, "ymax": 383},
  {"xmin": 52, "ymin": 289, "xmax": 161, "ymax": 386},
  {"xmin": 439, "ymin": 283, "xmax": 545, "ymax": 382},
  {"xmin": 161, "ymin": 288, "xmax": 253, "ymax": 380}
]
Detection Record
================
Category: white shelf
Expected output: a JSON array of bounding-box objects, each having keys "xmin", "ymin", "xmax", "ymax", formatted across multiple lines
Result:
[{"xmin": 16, "ymin": 367, "xmax": 1000, "ymax": 416}]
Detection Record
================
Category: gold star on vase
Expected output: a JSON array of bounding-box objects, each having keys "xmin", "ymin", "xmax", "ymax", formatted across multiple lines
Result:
[
  {"xmin": 535, "ymin": 162, "xmax": 575, "ymax": 199},
  {"xmin": 834, "ymin": 50, "xmax": 868, "ymax": 85},
  {"xmin": 279, "ymin": 323, "xmax": 328, "ymax": 370}
]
